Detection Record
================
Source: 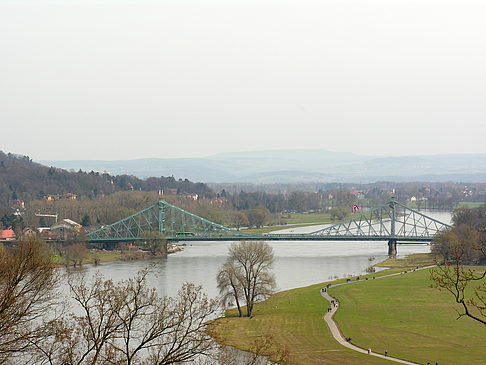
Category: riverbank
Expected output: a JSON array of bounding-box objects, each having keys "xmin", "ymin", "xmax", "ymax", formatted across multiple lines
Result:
[
  {"xmin": 374, "ymin": 252, "xmax": 435, "ymax": 268},
  {"xmin": 51, "ymin": 243, "xmax": 182, "ymax": 267},
  {"xmin": 209, "ymin": 253, "xmax": 485, "ymax": 364}
]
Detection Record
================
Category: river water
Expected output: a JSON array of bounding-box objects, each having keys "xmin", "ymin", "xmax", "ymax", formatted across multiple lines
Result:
[{"xmin": 82, "ymin": 211, "xmax": 452, "ymax": 299}]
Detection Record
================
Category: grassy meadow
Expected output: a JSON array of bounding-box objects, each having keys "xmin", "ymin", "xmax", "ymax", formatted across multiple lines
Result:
[
  {"xmin": 52, "ymin": 249, "xmax": 121, "ymax": 266},
  {"xmin": 242, "ymin": 212, "xmax": 340, "ymax": 234},
  {"xmin": 242, "ymin": 213, "xmax": 333, "ymax": 235},
  {"xmin": 374, "ymin": 252, "xmax": 436, "ymax": 268},
  {"xmin": 210, "ymin": 256, "xmax": 486, "ymax": 364},
  {"xmin": 332, "ymin": 268, "xmax": 485, "ymax": 364},
  {"xmin": 281, "ymin": 213, "xmax": 333, "ymax": 225},
  {"xmin": 457, "ymin": 202, "xmax": 486, "ymax": 209},
  {"xmin": 210, "ymin": 280, "xmax": 391, "ymax": 365}
]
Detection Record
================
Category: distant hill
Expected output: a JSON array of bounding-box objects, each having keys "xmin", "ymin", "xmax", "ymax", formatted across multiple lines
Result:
[
  {"xmin": 0, "ymin": 151, "xmax": 213, "ymax": 217},
  {"xmin": 39, "ymin": 150, "xmax": 486, "ymax": 183}
]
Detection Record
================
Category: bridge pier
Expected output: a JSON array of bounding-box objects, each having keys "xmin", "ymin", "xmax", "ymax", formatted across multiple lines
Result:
[
  {"xmin": 163, "ymin": 240, "xmax": 168, "ymax": 255},
  {"xmin": 388, "ymin": 240, "xmax": 397, "ymax": 256}
]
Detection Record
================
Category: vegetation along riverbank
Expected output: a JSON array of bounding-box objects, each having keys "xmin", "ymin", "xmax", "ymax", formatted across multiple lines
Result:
[{"xmin": 209, "ymin": 253, "xmax": 485, "ymax": 364}]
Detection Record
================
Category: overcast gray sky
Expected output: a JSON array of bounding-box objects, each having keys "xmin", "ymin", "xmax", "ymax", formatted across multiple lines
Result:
[{"xmin": 1, "ymin": 0, "xmax": 485, "ymax": 160}]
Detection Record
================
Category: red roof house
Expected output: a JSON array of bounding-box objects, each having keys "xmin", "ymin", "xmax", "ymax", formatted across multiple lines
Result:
[{"xmin": 0, "ymin": 229, "xmax": 16, "ymax": 240}]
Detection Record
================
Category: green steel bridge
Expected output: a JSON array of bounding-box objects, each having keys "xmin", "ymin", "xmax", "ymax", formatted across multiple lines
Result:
[{"xmin": 87, "ymin": 197, "xmax": 451, "ymax": 255}]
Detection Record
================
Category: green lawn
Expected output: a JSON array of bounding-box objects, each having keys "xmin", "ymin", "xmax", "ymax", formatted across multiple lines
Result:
[
  {"xmin": 242, "ymin": 222, "xmax": 327, "ymax": 235},
  {"xmin": 374, "ymin": 252, "xmax": 436, "ymax": 268},
  {"xmin": 458, "ymin": 202, "xmax": 486, "ymax": 209},
  {"xmin": 52, "ymin": 250, "xmax": 121, "ymax": 266},
  {"xmin": 210, "ymin": 280, "xmax": 390, "ymax": 365},
  {"xmin": 242, "ymin": 212, "xmax": 351, "ymax": 235},
  {"xmin": 281, "ymin": 213, "xmax": 332, "ymax": 225},
  {"xmin": 331, "ymin": 268, "xmax": 485, "ymax": 364},
  {"xmin": 242, "ymin": 225, "xmax": 291, "ymax": 234},
  {"xmin": 210, "ymin": 264, "xmax": 486, "ymax": 364}
]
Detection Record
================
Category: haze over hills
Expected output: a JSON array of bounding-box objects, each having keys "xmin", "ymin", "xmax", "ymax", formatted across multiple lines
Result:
[{"xmin": 38, "ymin": 150, "xmax": 486, "ymax": 183}]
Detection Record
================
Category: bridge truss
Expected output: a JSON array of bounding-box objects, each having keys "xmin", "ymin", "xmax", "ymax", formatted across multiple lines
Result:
[{"xmin": 87, "ymin": 198, "xmax": 451, "ymax": 254}]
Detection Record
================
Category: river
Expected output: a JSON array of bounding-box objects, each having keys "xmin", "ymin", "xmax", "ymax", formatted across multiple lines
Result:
[{"xmin": 81, "ymin": 211, "xmax": 452, "ymax": 299}]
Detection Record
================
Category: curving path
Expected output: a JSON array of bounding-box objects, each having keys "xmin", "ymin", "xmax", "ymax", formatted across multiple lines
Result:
[{"xmin": 321, "ymin": 267, "xmax": 435, "ymax": 364}]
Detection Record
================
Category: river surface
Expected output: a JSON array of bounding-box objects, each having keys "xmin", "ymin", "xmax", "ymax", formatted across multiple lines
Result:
[{"xmin": 81, "ymin": 211, "xmax": 452, "ymax": 299}]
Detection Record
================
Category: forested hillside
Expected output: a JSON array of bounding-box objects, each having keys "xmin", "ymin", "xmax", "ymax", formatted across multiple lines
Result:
[{"xmin": 0, "ymin": 151, "xmax": 214, "ymax": 218}]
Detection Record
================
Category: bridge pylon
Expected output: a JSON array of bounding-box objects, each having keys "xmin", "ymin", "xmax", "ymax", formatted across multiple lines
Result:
[{"xmin": 388, "ymin": 240, "xmax": 397, "ymax": 256}]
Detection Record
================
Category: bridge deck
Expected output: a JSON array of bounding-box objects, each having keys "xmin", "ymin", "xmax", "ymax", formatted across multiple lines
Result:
[{"xmin": 89, "ymin": 234, "xmax": 432, "ymax": 243}]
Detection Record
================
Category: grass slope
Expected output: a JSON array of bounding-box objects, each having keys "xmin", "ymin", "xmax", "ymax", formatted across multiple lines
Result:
[
  {"xmin": 211, "ymin": 261, "xmax": 485, "ymax": 364},
  {"xmin": 211, "ymin": 279, "xmax": 394, "ymax": 364},
  {"xmin": 281, "ymin": 213, "xmax": 333, "ymax": 225},
  {"xmin": 52, "ymin": 250, "xmax": 121, "ymax": 266},
  {"xmin": 332, "ymin": 268, "xmax": 485, "ymax": 364},
  {"xmin": 374, "ymin": 253, "xmax": 435, "ymax": 268}
]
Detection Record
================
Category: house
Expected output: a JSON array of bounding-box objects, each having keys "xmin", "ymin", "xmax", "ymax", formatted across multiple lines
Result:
[
  {"xmin": 37, "ymin": 227, "xmax": 51, "ymax": 239},
  {"xmin": 0, "ymin": 229, "xmax": 16, "ymax": 241},
  {"xmin": 45, "ymin": 193, "xmax": 78, "ymax": 201},
  {"xmin": 50, "ymin": 219, "xmax": 82, "ymax": 240}
]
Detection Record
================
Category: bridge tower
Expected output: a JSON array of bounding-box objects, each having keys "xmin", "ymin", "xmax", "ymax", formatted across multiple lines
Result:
[
  {"xmin": 158, "ymin": 200, "xmax": 165, "ymax": 235},
  {"xmin": 388, "ymin": 197, "xmax": 397, "ymax": 256}
]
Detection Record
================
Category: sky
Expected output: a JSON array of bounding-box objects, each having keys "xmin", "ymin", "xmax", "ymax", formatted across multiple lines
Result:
[{"xmin": 1, "ymin": 0, "xmax": 485, "ymax": 161}]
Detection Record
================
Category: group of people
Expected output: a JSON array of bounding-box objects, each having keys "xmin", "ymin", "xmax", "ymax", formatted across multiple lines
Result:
[{"xmin": 324, "ymin": 293, "xmax": 338, "ymax": 313}]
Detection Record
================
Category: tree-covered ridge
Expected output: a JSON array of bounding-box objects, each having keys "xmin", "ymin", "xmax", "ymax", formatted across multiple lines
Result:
[{"xmin": 0, "ymin": 151, "xmax": 214, "ymax": 217}]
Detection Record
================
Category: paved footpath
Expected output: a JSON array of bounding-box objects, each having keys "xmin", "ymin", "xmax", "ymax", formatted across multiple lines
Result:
[{"xmin": 321, "ymin": 266, "xmax": 435, "ymax": 365}]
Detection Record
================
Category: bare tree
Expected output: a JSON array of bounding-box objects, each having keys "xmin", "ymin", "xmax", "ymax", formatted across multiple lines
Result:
[
  {"xmin": 65, "ymin": 243, "xmax": 89, "ymax": 267},
  {"xmin": 217, "ymin": 261, "xmax": 243, "ymax": 317},
  {"xmin": 60, "ymin": 272, "xmax": 127, "ymax": 364},
  {"xmin": 430, "ymin": 242, "xmax": 486, "ymax": 325},
  {"xmin": 0, "ymin": 237, "xmax": 60, "ymax": 364},
  {"xmin": 36, "ymin": 268, "xmax": 219, "ymax": 364},
  {"xmin": 231, "ymin": 211, "xmax": 249, "ymax": 231},
  {"xmin": 145, "ymin": 282, "xmax": 218, "ymax": 364},
  {"xmin": 218, "ymin": 241, "xmax": 276, "ymax": 318}
]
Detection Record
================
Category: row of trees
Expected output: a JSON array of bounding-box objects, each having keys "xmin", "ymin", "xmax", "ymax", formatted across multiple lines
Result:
[
  {"xmin": 226, "ymin": 190, "xmax": 358, "ymax": 214},
  {"xmin": 218, "ymin": 181, "xmax": 486, "ymax": 211}
]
